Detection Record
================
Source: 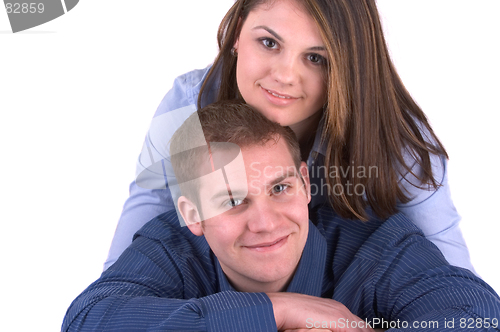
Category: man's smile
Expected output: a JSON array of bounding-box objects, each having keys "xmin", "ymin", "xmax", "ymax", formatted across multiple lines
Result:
[{"xmin": 243, "ymin": 234, "xmax": 290, "ymax": 252}]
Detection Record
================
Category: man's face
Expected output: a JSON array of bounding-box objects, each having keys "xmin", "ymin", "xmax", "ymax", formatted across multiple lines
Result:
[{"xmin": 184, "ymin": 138, "xmax": 310, "ymax": 293}]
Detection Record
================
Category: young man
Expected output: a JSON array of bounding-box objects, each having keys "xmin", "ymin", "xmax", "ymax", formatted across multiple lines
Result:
[{"xmin": 63, "ymin": 101, "xmax": 500, "ymax": 332}]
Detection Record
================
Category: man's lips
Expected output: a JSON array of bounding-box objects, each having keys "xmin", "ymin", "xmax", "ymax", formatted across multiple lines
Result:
[{"xmin": 244, "ymin": 235, "xmax": 289, "ymax": 251}]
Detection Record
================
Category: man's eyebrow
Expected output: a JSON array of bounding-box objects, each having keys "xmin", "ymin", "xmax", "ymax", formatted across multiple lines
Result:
[
  {"xmin": 208, "ymin": 169, "xmax": 300, "ymax": 201},
  {"xmin": 252, "ymin": 25, "xmax": 326, "ymax": 52},
  {"xmin": 210, "ymin": 188, "xmax": 247, "ymax": 202},
  {"xmin": 267, "ymin": 169, "xmax": 300, "ymax": 188}
]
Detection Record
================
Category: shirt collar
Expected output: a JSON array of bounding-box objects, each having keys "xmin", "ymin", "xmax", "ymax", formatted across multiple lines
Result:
[
  {"xmin": 215, "ymin": 220, "xmax": 327, "ymax": 296},
  {"xmin": 308, "ymin": 116, "xmax": 327, "ymax": 164},
  {"xmin": 216, "ymin": 258, "xmax": 236, "ymax": 292},
  {"xmin": 285, "ymin": 221, "xmax": 326, "ymax": 296}
]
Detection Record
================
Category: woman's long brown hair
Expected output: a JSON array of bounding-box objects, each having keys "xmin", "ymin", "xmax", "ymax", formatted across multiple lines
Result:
[{"xmin": 198, "ymin": 0, "xmax": 448, "ymax": 221}]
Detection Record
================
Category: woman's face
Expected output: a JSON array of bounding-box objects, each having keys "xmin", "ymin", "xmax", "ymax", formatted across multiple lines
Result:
[{"xmin": 234, "ymin": 0, "xmax": 328, "ymax": 137}]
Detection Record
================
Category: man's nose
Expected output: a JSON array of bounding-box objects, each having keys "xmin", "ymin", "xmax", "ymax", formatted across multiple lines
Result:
[{"xmin": 247, "ymin": 201, "xmax": 283, "ymax": 233}]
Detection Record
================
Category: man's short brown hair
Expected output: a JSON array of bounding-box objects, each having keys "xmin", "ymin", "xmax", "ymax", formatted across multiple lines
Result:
[{"xmin": 170, "ymin": 100, "xmax": 301, "ymax": 204}]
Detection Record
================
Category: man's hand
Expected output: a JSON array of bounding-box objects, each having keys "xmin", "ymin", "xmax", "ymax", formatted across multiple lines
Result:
[{"xmin": 268, "ymin": 293, "xmax": 375, "ymax": 332}]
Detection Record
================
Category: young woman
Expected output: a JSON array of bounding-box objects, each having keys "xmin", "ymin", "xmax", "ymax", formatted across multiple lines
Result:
[{"xmin": 104, "ymin": 0, "xmax": 475, "ymax": 274}]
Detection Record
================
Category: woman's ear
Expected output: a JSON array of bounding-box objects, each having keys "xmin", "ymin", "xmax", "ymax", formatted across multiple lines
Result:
[
  {"xmin": 232, "ymin": 17, "xmax": 242, "ymax": 51},
  {"xmin": 299, "ymin": 162, "xmax": 311, "ymax": 203},
  {"xmin": 178, "ymin": 196, "xmax": 204, "ymax": 236},
  {"xmin": 233, "ymin": 37, "xmax": 239, "ymax": 54}
]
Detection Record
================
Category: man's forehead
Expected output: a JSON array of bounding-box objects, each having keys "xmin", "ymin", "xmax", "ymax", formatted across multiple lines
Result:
[
  {"xmin": 218, "ymin": 142, "xmax": 297, "ymax": 176},
  {"xmin": 208, "ymin": 144, "xmax": 247, "ymax": 185},
  {"xmin": 213, "ymin": 146, "xmax": 299, "ymax": 195},
  {"xmin": 209, "ymin": 143, "xmax": 241, "ymax": 171}
]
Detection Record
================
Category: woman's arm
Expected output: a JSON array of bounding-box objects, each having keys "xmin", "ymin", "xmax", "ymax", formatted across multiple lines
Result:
[
  {"xmin": 397, "ymin": 153, "xmax": 476, "ymax": 274},
  {"xmin": 103, "ymin": 67, "xmax": 214, "ymax": 270}
]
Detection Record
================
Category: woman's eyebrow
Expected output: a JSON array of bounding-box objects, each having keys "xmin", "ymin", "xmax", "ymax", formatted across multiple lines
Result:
[
  {"xmin": 307, "ymin": 46, "xmax": 326, "ymax": 52},
  {"xmin": 252, "ymin": 25, "xmax": 283, "ymax": 42},
  {"xmin": 252, "ymin": 25, "xmax": 326, "ymax": 52}
]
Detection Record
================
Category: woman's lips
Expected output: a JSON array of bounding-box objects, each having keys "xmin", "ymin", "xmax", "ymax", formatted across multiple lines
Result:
[
  {"xmin": 264, "ymin": 88, "xmax": 295, "ymax": 99},
  {"xmin": 244, "ymin": 235, "xmax": 289, "ymax": 252},
  {"xmin": 261, "ymin": 87, "xmax": 299, "ymax": 106}
]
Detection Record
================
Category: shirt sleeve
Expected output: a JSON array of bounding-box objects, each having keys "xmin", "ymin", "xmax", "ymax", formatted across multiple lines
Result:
[
  {"xmin": 63, "ymin": 236, "xmax": 277, "ymax": 332},
  {"xmin": 370, "ymin": 217, "xmax": 500, "ymax": 331},
  {"xmin": 397, "ymin": 152, "xmax": 476, "ymax": 274},
  {"xmin": 103, "ymin": 67, "xmax": 212, "ymax": 271},
  {"xmin": 62, "ymin": 290, "xmax": 275, "ymax": 332}
]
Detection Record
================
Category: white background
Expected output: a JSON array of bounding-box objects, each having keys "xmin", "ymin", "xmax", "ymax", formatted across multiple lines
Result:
[{"xmin": 1, "ymin": 1, "xmax": 498, "ymax": 331}]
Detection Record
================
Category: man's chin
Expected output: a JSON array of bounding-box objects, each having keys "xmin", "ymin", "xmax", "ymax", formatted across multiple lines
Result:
[{"xmin": 248, "ymin": 262, "xmax": 298, "ymax": 284}]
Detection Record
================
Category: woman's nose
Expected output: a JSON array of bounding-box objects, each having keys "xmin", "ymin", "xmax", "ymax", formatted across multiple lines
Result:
[{"xmin": 271, "ymin": 53, "xmax": 300, "ymax": 86}]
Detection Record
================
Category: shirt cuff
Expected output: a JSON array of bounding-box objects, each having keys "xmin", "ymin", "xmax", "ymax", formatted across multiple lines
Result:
[{"xmin": 197, "ymin": 291, "xmax": 277, "ymax": 332}]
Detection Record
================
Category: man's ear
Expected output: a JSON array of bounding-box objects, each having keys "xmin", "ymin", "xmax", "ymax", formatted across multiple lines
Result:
[
  {"xmin": 178, "ymin": 196, "xmax": 204, "ymax": 236},
  {"xmin": 299, "ymin": 162, "xmax": 311, "ymax": 203}
]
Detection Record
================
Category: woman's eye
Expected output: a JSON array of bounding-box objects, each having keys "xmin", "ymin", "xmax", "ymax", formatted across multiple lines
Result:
[
  {"xmin": 261, "ymin": 38, "xmax": 278, "ymax": 49},
  {"xmin": 272, "ymin": 184, "xmax": 289, "ymax": 195},
  {"xmin": 308, "ymin": 53, "xmax": 326, "ymax": 65}
]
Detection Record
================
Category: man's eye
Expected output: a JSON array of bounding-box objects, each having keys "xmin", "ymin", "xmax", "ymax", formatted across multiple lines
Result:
[
  {"xmin": 226, "ymin": 198, "xmax": 244, "ymax": 207},
  {"xmin": 272, "ymin": 184, "xmax": 289, "ymax": 195}
]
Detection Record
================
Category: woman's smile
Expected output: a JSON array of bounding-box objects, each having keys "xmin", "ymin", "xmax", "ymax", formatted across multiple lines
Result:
[
  {"xmin": 234, "ymin": 0, "xmax": 328, "ymax": 136},
  {"xmin": 260, "ymin": 86, "xmax": 300, "ymax": 106}
]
